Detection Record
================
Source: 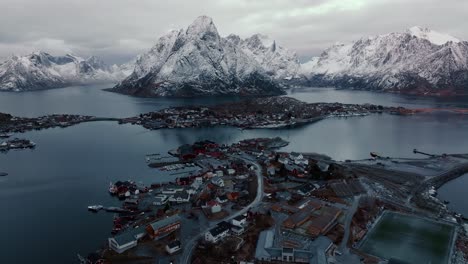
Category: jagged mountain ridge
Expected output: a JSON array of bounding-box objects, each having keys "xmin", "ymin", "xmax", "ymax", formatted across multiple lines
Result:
[
  {"xmin": 0, "ymin": 52, "xmax": 128, "ymax": 91},
  {"xmin": 111, "ymin": 16, "xmax": 298, "ymax": 97},
  {"xmin": 300, "ymin": 26, "xmax": 468, "ymax": 95}
]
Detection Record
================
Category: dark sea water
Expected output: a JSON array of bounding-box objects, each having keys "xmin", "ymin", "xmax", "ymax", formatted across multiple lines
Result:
[{"xmin": 1, "ymin": 85, "xmax": 468, "ymax": 263}]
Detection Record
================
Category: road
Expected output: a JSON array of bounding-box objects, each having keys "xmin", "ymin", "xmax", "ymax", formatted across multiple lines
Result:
[
  {"xmin": 408, "ymin": 161, "xmax": 468, "ymax": 208},
  {"xmin": 178, "ymin": 156, "xmax": 264, "ymax": 264},
  {"xmin": 339, "ymin": 195, "xmax": 360, "ymax": 253}
]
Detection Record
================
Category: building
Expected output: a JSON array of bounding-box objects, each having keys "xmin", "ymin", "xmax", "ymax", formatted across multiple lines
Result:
[
  {"xmin": 206, "ymin": 200, "xmax": 222, "ymax": 214},
  {"xmin": 153, "ymin": 194, "xmax": 169, "ymax": 205},
  {"xmin": 108, "ymin": 226, "xmax": 146, "ymax": 254},
  {"xmin": 205, "ymin": 221, "xmax": 231, "ymax": 243},
  {"xmin": 231, "ymin": 214, "xmax": 247, "ymax": 227},
  {"xmin": 146, "ymin": 215, "xmax": 181, "ymax": 240},
  {"xmin": 216, "ymin": 194, "xmax": 228, "ymax": 204},
  {"xmin": 282, "ymin": 204, "xmax": 319, "ymax": 229},
  {"xmin": 169, "ymin": 190, "xmax": 191, "ymax": 203},
  {"xmin": 306, "ymin": 207, "xmax": 342, "ymax": 237},
  {"xmin": 165, "ymin": 240, "xmax": 181, "ymax": 254},
  {"xmin": 254, "ymin": 230, "xmax": 275, "ymax": 261},
  {"xmin": 254, "ymin": 229, "xmax": 319, "ymax": 263},
  {"xmin": 231, "ymin": 225, "xmax": 245, "ymax": 235},
  {"xmin": 211, "ymin": 176, "xmax": 224, "ymax": 187},
  {"xmin": 161, "ymin": 185, "xmax": 184, "ymax": 195},
  {"xmin": 191, "ymin": 177, "xmax": 203, "ymax": 189}
]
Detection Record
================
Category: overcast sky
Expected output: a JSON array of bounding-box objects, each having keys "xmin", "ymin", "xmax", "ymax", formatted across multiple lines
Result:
[{"xmin": 1, "ymin": 0, "xmax": 467, "ymax": 64}]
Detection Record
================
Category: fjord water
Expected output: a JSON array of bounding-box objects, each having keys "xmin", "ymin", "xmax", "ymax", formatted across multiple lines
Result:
[{"xmin": 1, "ymin": 85, "xmax": 468, "ymax": 264}]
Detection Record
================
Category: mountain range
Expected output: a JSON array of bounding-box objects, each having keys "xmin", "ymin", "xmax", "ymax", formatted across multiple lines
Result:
[
  {"xmin": 299, "ymin": 26, "xmax": 468, "ymax": 96},
  {"xmin": 0, "ymin": 52, "xmax": 128, "ymax": 91},
  {"xmin": 1, "ymin": 17, "xmax": 467, "ymax": 97},
  {"xmin": 111, "ymin": 16, "xmax": 298, "ymax": 97}
]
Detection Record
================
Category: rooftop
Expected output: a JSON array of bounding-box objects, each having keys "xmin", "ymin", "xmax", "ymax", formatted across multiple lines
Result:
[
  {"xmin": 209, "ymin": 221, "xmax": 231, "ymax": 237},
  {"xmin": 148, "ymin": 214, "xmax": 181, "ymax": 231}
]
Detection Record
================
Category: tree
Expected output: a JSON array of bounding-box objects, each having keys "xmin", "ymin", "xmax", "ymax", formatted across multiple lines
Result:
[{"xmin": 164, "ymin": 203, "xmax": 171, "ymax": 212}]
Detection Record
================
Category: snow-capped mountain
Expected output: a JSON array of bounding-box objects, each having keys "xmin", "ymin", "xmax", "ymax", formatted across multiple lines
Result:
[
  {"xmin": 111, "ymin": 16, "xmax": 292, "ymax": 97},
  {"xmin": 0, "ymin": 52, "xmax": 129, "ymax": 91},
  {"xmin": 300, "ymin": 27, "xmax": 468, "ymax": 96},
  {"xmin": 227, "ymin": 33, "xmax": 300, "ymax": 80}
]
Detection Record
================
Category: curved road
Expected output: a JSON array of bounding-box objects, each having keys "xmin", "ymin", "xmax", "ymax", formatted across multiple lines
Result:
[{"xmin": 179, "ymin": 156, "xmax": 264, "ymax": 264}]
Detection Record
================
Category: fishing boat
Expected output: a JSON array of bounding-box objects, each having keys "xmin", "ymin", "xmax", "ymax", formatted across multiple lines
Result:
[
  {"xmin": 0, "ymin": 172, "xmax": 8, "ymax": 177},
  {"xmin": 105, "ymin": 207, "xmax": 129, "ymax": 213},
  {"xmin": 87, "ymin": 205, "xmax": 103, "ymax": 212},
  {"xmin": 0, "ymin": 133, "xmax": 12, "ymax": 138}
]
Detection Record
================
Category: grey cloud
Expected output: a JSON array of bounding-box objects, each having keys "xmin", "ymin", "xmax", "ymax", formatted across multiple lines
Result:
[{"xmin": 0, "ymin": 0, "xmax": 467, "ymax": 64}]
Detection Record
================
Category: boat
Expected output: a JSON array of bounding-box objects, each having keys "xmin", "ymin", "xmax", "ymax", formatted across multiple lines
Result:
[
  {"xmin": 105, "ymin": 207, "xmax": 129, "ymax": 213},
  {"xmin": 370, "ymin": 152, "xmax": 380, "ymax": 158},
  {"xmin": 0, "ymin": 172, "xmax": 8, "ymax": 177},
  {"xmin": 0, "ymin": 133, "xmax": 12, "ymax": 138},
  {"xmin": 108, "ymin": 182, "xmax": 118, "ymax": 195},
  {"xmin": 87, "ymin": 205, "xmax": 103, "ymax": 212}
]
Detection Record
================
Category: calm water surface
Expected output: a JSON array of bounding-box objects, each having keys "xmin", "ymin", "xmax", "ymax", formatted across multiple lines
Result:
[{"xmin": 1, "ymin": 85, "xmax": 468, "ymax": 263}]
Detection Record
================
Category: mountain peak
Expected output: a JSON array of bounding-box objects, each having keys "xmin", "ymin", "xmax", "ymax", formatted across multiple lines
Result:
[
  {"xmin": 406, "ymin": 26, "xmax": 460, "ymax": 45},
  {"xmin": 186, "ymin": 16, "xmax": 219, "ymax": 39},
  {"xmin": 246, "ymin": 34, "xmax": 274, "ymax": 49}
]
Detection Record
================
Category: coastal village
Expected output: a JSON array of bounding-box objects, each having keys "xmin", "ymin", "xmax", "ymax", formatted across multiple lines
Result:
[
  {"xmin": 0, "ymin": 97, "xmax": 417, "ymax": 135},
  {"xmin": 80, "ymin": 136, "xmax": 468, "ymax": 264},
  {"xmin": 2, "ymin": 98, "xmax": 468, "ymax": 263},
  {"xmin": 119, "ymin": 97, "xmax": 414, "ymax": 130}
]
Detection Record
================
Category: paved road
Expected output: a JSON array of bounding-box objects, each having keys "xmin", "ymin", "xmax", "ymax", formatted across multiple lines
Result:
[
  {"xmin": 339, "ymin": 195, "xmax": 360, "ymax": 252},
  {"xmin": 178, "ymin": 156, "xmax": 264, "ymax": 264}
]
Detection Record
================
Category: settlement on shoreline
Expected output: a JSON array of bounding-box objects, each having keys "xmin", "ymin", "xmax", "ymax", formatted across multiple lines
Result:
[
  {"xmin": 3, "ymin": 96, "xmax": 467, "ymax": 136},
  {"xmin": 78, "ymin": 135, "xmax": 468, "ymax": 264},
  {"xmin": 0, "ymin": 96, "xmax": 422, "ymax": 136}
]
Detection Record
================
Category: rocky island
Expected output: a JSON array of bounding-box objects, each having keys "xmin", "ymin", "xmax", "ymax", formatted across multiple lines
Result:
[{"xmin": 120, "ymin": 96, "xmax": 417, "ymax": 130}]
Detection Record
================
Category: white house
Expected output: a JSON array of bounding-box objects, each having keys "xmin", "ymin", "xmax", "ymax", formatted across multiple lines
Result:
[
  {"xmin": 290, "ymin": 152, "xmax": 304, "ymax": 161},
  {"xmin": 294, "ymin": 158, "xmax": 309, "ymax": 166},
  {"xmin": 108, "ymin": 227, "xmax": 146, "ymax": 254},
  {"xmin": 108, "ymin": 234, "xmax": 137, "ymax": 254},
  {"xmin": 211, "ymin": 176, "xmax": 224, "ymax": 187},
  {"xmin": 191, "ymin": 177, "xmax": 203, "ymax": 189},
  {"xmin": 215, "ymin": 170, "xmax": 224, "ymax": 177},
  {"xmin": 162, "ymin": 185, "xmax": 184, "ymax": 195},
  {"xmin": 169, "ymin": 191, "xmax": 191, "ymax": 203},
  {"xmin": 227, "ymin": 168, "xmax": 236, "ymax": 175},
  {"xmin": 205, "ymin": 221, "xmax": 231, "ymax": 243},
  {"xmin": 165, "ymin": 240, "xmax": 181, "ymax": 254},
  {"xmin": 278, "ymin": 157, "xmax": 289, "ymax": 165},
  {"xmin": 203, "ymin": 171, "xmax": 215, "ymax": 179},
  {"xmin": 231, "ymin": 214, "xmax": 247, "ymax": 227}
]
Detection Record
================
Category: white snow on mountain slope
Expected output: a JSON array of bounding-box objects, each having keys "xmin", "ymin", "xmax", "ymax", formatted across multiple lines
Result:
[
  {"xmin": 229, "ymin": 33, "xmax": 300, "ymax": 80},
  {"xmin": 300, "ymin": 27, "xmax": 468, "ymax": 94},
  {"xmin": 407, "ymin": 26, "xmax": 460, "ymax": 45},
  {"xmin": 113, "ymin": 16, "xmax": 287, "ymax": 97},
  {"xmin": 0, "ymin": 52, "xmax": 131, "ymax": 91}
]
